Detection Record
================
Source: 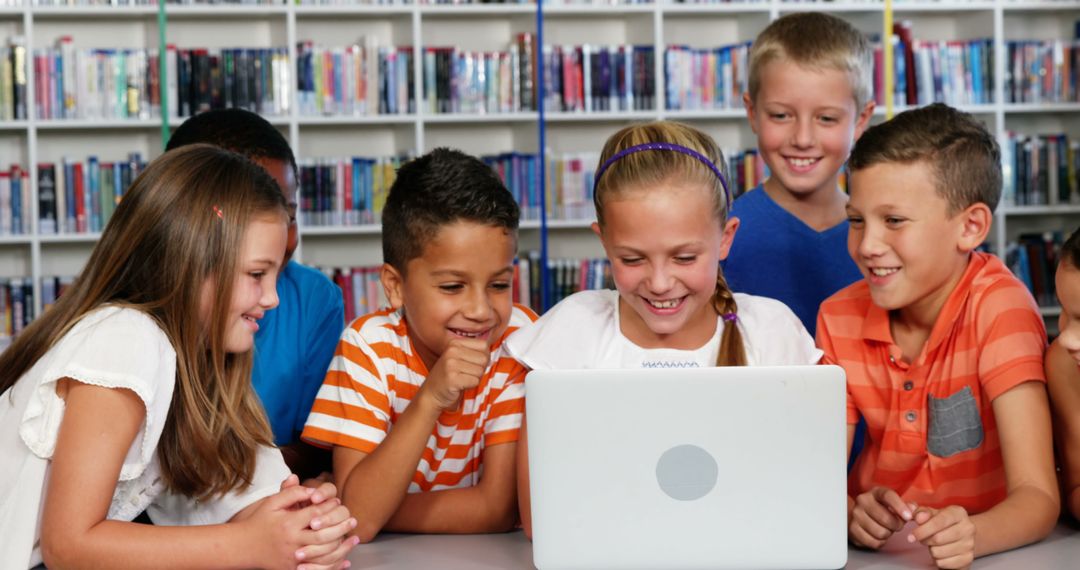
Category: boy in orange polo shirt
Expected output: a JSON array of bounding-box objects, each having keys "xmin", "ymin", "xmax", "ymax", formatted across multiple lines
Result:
[{"xmin": 817, "ymin": 103, "xmax": 1059, "ymax": 568}]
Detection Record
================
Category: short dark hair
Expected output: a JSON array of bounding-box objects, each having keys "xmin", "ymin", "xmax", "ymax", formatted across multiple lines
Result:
[
  {"xmin": 848, "ymin": 103, "xmax": 1001, "ymax": 213},
  {"xmin": 381, "ymin": 148, "xmax": 520, "ymax": 272},
  {"xmin": 166, "ymin": 108, "xmax": 297, "ymax": 179},
  {"xmin": 1063, "ymin": 226, "xmax": 1080, "ymax": 269}
]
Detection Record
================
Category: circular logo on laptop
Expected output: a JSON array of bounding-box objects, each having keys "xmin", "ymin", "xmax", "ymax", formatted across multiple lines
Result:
[{"xmin": 655, "ymin": 444, "xmax": 718, "ymax": 501}]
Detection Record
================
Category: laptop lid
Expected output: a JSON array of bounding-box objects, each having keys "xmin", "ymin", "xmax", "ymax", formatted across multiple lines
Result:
[{"xmin": 526, "ymin": 365, "xmax": 847, "ymax": 570}]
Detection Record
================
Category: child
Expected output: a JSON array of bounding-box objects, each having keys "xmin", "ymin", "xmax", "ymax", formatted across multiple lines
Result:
[
  {"xmin": 0, "ymin": 145, "xmax": 356, "ymax": 569},
  {"xmin": 724, "ymin": 12, "xmax": 875, "ymax": 336},
  {"xmin": 506, "ymin": 121, "xmax": 822, "ymax": 536},
  {"xmin": 167, "ymin": 109, "xmax": 345, "ymax": 479},
  {"xmin": 1047, "ymin": 226, "xmax": 1080, "ymax": 520},
  {"xmin": 301, "ymin": 148, "xmax": 538, "ymax": 542},
  {"xmin": 817, "ymin": 104, "xmax": 1058, "ymax": 567}
]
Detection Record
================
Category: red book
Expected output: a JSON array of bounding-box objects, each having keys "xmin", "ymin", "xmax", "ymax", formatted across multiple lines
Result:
[{"xmin": 73, "ymin": 162, "xmax": 86, "ymax": 233}]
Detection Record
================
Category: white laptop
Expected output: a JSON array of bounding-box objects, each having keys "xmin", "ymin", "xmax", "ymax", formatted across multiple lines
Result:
[{"xmin": 525, "ymin": 365, "xmax": 847, "ymax": 570}]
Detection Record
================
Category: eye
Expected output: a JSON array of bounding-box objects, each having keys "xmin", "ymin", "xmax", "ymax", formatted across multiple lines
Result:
[
  {"xmin": 490, "ymin": 281, "xmax": 511, "ymax": 291},
  {"xmin": 770, "ymin": 112, "xmax": 789, "ymax": 120},
  {"xmin": 674, "ymin": 255, "xmax": 697, "ymax": 264},
  {"xmin": 620, "ymin": 257, "xmax": 644, "ymax": 266},
  {"xmin": 250, "ymin": 271, "xmax": 265, "ymax": 281},
  {"xmin": 847, "ymin": 216, "xmax": 864, "ymax": 227},
  {"xmin": 819, "ymin": 115, "xmax": 838, "ymax": 124},
  {"xmin": 885, "ymin": 216, "xmax": 905, "ymax": 226},
  {"xmin": 439, "ymin": 283, "xmax": 464, "ymax": 293}
]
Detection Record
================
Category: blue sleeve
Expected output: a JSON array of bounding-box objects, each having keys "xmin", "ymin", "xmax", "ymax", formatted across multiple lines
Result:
[{"xmin": 296, "ymin": 282, "xmax": 346, "ymax": 437}]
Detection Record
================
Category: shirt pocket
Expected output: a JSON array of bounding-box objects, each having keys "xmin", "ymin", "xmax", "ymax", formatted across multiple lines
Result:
[{"xmin": 926, "ymin": 386, "xmax": 984, "ymax": 458}]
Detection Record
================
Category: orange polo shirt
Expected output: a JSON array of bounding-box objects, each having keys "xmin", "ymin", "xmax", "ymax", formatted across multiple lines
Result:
[{"xmin": 816, "ymin": 252, "xmax": 1046, "ymax": 513}]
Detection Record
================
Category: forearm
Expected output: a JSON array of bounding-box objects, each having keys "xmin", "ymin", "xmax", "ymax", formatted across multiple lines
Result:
[
  {"xmin": 343, "ymin": 397, "xmax": 441, "ymax": 540},
  {"xmin": 971, "ymin": 485, "xmax": 1059, "ymax": 557},
  {"xmin": 43, "ymin": 520, "xmax": 256, "ymax": 570},
  {"xmin": 384, "ymin": 485, "xmax": 517, "ymax": 534}
]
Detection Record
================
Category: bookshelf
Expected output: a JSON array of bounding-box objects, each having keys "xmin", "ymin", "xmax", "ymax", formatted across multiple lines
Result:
[{"xmin": 1, "ymin": 0, "xmax": 1078, "ymax": 339}]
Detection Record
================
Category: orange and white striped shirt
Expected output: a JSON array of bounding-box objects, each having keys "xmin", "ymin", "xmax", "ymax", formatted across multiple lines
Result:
[
  {"xmin": 817, "ymin": 252, "xmax": 1047, "ymax": 514},
  {"xmin": 302, "ymin": 304, "xmax": 537, "ymax": 493}
]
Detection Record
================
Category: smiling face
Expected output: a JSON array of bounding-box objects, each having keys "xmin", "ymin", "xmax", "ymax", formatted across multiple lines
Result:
[
  {"xmin": 745, "ymin": 59, "xmax": 873, "ymax": 201},
  {"xmin": 200, "ymin": 215, "xmax": 287, "ymax": 353},
  {"xmin": 595, "ymin": 182, "xmax": 738, "ymax": 350},
  {"xmin": 382, "ymin": 220, "xmax": 517, "ymax": 371},
  {"xmin": 1057, "ymin": 262, "xmax": 1080, "ymax": 367},
  {"xmin": 846, "ymin": 160, "xmax": 984, "ymax": 328}
]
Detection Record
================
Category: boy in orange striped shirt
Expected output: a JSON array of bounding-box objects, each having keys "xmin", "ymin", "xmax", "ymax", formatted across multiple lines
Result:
[
  {"xmin": 817, "ymin": 104, "xmax": 1059, "ymax": 568},
  {"xmin": 302, "ymin": 148, "xmax": 537, "ymax": 542}
]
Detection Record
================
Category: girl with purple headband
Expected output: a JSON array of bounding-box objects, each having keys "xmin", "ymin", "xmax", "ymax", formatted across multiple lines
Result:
[{"xmin": 503, "ymin": 121, "xmax": 822, "ymax": 537}]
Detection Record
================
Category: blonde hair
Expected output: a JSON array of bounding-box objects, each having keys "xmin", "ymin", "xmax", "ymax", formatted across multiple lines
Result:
[
  {"xmin": 0, "ymin": 144, "xmax": 287, "ymax": 499},
  {"xmin": 594, "ymin": 121, "xmax": 746, "ymax": 366},
  {"xmin": 747, "ymin": 12, "xmax": 874, "ymax": 108}
]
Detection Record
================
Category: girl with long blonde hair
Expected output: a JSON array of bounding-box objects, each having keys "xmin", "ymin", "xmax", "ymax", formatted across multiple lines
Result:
[
  {"xmin": 0, "ymin": 145, "xmax": 356, "ymax": 569},
  {"xmin": 505, "ymin": 121, "xmax": 823, "ymax": 536}
]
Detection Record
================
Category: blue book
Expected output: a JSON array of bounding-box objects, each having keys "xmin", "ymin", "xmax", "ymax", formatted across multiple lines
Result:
[
  {"xmin": 88, "ymin": 156, "xmax": 101, "ymax": 232},
  {"xmin": 10, "ymin": 168, "xmax": 20, "ymax": 235}
]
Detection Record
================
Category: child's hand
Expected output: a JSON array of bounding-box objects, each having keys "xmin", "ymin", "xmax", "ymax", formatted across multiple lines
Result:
[
  {"xmin": 848, "ymin": 486, "xmax": 916, "ymax": 549},
  {"xmin": 244, "ymin": 484, "xmax": 358, "ymax": 570},
  {"xmin": 295, "ymin": 497, "xmax": 360, "ymax": 570},
  {"xmin": 909, "ymin": 505, "xmax": 976, "ymax": 569},
  {"xmin": 420, "ymin": 338, "xmax": 489, "ymax": 411}
]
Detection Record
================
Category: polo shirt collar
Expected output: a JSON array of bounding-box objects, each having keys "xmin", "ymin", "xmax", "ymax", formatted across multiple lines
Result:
[{"xmin": 858, "ymin": 252, "xmax": 986, "ymax": 351}]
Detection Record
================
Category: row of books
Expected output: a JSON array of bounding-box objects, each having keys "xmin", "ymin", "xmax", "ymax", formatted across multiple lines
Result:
[
  {"xmin": 883, "ymin": 22, "xmax": 994, "ymax": 108},
  {"xmin": 1006, "ymin": 40, "xmax": 1080, "ymax": 105},
  {"xmin": 37, "ymin": 154, "xmax": 148, "ymax": 234},
  {"xmin": 543, "ymin": 44, "xmax": 655, "ymax": 113},
  {"xmin": 294, "ymin": 146, "xmax": 768, "ymax": 230},
  {"xmin": 322, "ymin": 265, "xmax": 387, "ymax": 324},
  {"xmin": 1002, "ymin": 132, "xmax": 1080, "ymax": 208},
  {"xmin": 665, "ymin": 43, "xmax": 750, "ymax": 112},
  {"xmin": 1, "ymin": 39, "xmax": 27, "ymax": 121},
  {"xmin": 297, "ymin": 40, "xmax": 414, "ymax": 117},
  {"xmin": 425, "ymin": 34, "xmax": 537, "ymax": 114},
  {"xmin": 1007, "ymin": 232, "xmax": 1064, "ymax": 309},
  {"xmin": 30, "ymin": 40, "xmax": 291, "ymax": 120},
  {"xmin": 297, "ymin": 155, "xmax": 405, "ymax": 227},
  {"xmin": 518, "ymin": 252, "xmax": 613, "ymax": 310}
]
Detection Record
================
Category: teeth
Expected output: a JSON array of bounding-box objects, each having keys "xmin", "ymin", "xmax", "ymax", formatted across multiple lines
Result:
[
  {"xmin": 871, "ymin": 268, "xmax": 899, "ymax": 277},
  {"xmin": 789, "ymin": 157, "xmax": 817, "ymax": 167},
  {"xmin": 648, "ymin": 299, "xmax": 680, "ymax": 309},
  {"xmin": 453, "ymin": 329, "xmax": 482, "ymax": 338}
]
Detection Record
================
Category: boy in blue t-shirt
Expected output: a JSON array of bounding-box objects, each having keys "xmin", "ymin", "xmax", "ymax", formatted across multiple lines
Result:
[
  {"xmin": 167, "ymin": 109, "xmax": 345, "ymax": 479},
  {"xmin": 723, "ymin": 12, "xmax": 874, "ymax": 337}
]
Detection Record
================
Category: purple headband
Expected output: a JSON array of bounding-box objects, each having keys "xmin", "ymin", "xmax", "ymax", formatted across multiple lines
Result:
[{"xmin": 593, "ymin": 142, "xmax": 731, "ymax": 211}]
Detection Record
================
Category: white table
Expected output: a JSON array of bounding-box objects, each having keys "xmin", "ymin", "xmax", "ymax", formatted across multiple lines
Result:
[{"xmin": 349, "ymin": 520, "xmax": 1080, "ymax": 569}]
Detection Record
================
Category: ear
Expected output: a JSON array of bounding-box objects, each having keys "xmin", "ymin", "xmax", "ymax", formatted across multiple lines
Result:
[
  {"xmin": 743, "ymin": 91, "xmax": 759, "ymax": 135},
  {"xmin": 955, "ymin": 203, "xmax": 992, "ymax": 253},
  {"xmin": 718, "ymin": 216, "xmax": 741, "ymax": 260},
  {"xmin": 853, "ymin": 100, "xmax": 876, "ymax": 141},
  {"xmin": 380, "ymin": 263, "xmax": 406, "ymax": 310},
  {"xmin": 591, "ymin": 220, "xmax": 603, "ymax": 241}
]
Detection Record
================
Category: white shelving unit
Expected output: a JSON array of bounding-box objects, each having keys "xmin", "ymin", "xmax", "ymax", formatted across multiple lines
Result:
[{"xmin": 1, "ymin": 0, "xmax": 1078, "ymax": 327}]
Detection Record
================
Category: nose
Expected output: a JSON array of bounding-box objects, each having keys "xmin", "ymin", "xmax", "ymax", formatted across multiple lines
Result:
[
  {"xmin": 646, "ymin": 262, "xmax": 675, "ymax": 294},
  {"xmin": 792, "ymin": 116, "xmax": 814, "ymax": 148},
  {"xmin": 463, "ymin": 287, "xmax": 494, "ymax": 322},
  {"xmin": 261, "ymin": 276, "xmax": 280, "ymax": 311},
  {"xmin": 853, "ymin": 224, "xmax": 886, "ymax": 260}
]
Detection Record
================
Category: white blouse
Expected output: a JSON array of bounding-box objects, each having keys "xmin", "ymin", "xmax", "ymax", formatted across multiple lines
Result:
[{"xmin": 0, "ymin": 306, "xmax": 289, "ymax": 569}]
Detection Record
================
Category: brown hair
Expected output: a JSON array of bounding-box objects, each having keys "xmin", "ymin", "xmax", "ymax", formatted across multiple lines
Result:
[
  {"xmin": 748, "ymin": 12, "xmax": 874, "ymax": 108},
  {"xmin": 594, "ymin": 121, "xmax": 745, "ymax": 366},
  {"xmin": 847, "ymin": 102, "xmax": 1001, "ymax": 214},
  {"xmin": 0, "ymin": 144, "xmax": 287, "ymax": 499}
]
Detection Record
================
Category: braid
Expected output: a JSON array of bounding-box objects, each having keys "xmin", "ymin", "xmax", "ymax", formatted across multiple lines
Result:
[{"xmin": 713, "ymin": 271, "xmax": 747, "ymax": 366}]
